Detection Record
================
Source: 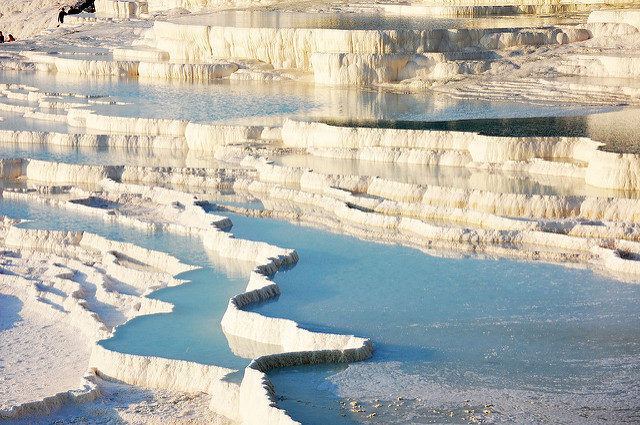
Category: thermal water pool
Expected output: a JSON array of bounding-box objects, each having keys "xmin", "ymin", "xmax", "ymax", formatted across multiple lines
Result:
[
  {"xmin": 171, "ymin": 10, "xmax": 583, "ymax": 31},
  {"xmin": 2, "ymin": 66, "xmax": 640, "ymax": 423},
  {"xmin": 0, "ymin": 197, "xmax": 250, "ymax": 369},
  {"xmin": 1, "ymin": 189, "xmax": 638, "ymax": 424},
  {"xmin": 227, "ymin": 213, "xmax": 640, "ymax": 425},
  {"xmin": 0, "ymin": 70, "xmax": 612, "ymax": 124}
]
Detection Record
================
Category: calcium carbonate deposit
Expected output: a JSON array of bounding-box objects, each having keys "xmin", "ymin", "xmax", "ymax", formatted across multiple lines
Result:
[{"xmin": 1, "ymin": 1, "xmax": 639, "ymax": 424}]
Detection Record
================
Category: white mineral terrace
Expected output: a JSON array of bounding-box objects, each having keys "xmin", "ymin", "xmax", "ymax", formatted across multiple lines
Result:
[
  {"xmin": 0, "ymin": 1, "xmax": 639, "ymax": 102},
  {"xmin": 1, "ymin": 2, "xmax": 639, "ymax": 425}
]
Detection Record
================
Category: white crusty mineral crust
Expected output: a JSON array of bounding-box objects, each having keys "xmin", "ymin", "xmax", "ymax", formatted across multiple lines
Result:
[
  {"xmin": 145, "ymin": 20, "xmax": 590, "ymax": 75},
  {"xmin": 0, "ymin": 222, "xmax": 196, "ymax": 419},
  {"xmin": 588, "ymin": 9, "xmax": 640, "ymax": 31},
  {"xmin": 2, "ymin": 8, "xmax": 640, "ymax": 421},
  {"xmin": 0, "ymin": 176, "xmax": 376, "ymax": 424},
  {"xmin": 95, "ymin": 0, "xmax": 148, "ymax": 18},
  {"xmin": 280, "ymin": 119, "xmax": 640, "ymax": 191}
]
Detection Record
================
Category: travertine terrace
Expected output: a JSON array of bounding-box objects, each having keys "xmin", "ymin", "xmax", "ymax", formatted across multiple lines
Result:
[{"xmin": 0, "ymin": 1, "xmax": 639, "ymax": 424}]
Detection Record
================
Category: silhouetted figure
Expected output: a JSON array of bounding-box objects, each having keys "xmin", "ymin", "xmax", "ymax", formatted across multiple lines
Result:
[
  {"xmin": 0, "ymin": 32, "xmax": 4, "ymax": 43},
  {"xmin": 58, "ymin": 8, "xmax": 66, "ymax": 25},
  {"xmin": 57, "ymin": 1, "xmax": 95, "ymax": 25},
  {"xmin": 8, "ymin": 34, "xmax": 15, "ymax": 42}
]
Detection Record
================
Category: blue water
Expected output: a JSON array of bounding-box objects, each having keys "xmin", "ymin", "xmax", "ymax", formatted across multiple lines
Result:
[
  {"xmin": 1, "ymin": 193, "xmax": 639, "ymax": 423},
  {"xmin": 0, "ymin": 70, "xmax": 614, "ymax": 124},
  {"xmin": 226, "ymin": 213, "xmax": 640, "ymax": 424},
  {"xmin": 100, "ymin": 266, "xmax": 248, "ymax": 367},
  {"xmin": 0, "ymin": 197, "xmax": 249, "ymax": 369},
  {"xmin": 0, "ymin": 70, "xmax": 319, "ymax": 124}
]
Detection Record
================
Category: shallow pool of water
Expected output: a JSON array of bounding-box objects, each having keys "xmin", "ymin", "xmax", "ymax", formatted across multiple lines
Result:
[
  {"xmin": 274, "ymin": 152, "xmax": 640, "ymax": 199},
  {"xmin": 226, "ymin": 213, "xmax": 640, "ymax": 425},
  {"xmin": 0, "ymin": 197, "xmax": 250, "ymax": 369},
  {"xmin": 0, "ymin": 70, "xmax": 614, "ymax": 124},
  {"xmin": 0, "ymin": 111, "xmax": 70, "ymax": 133},
  {"xmin": 1, "ymin": 190, "xmax": 638, "ymax": 423},
  {"xmin": 173, "ymin": 10, "xmax": 581, "ymax": 30}
]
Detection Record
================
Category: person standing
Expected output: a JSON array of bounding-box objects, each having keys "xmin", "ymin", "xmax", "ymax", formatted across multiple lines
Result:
[
  {"xmin": 58, "ymin": 8, "xmax": 66, "ymax": 25},
  {"xmin": 0, "ymin": 32, "xmax": 4, "ymax": 43}
]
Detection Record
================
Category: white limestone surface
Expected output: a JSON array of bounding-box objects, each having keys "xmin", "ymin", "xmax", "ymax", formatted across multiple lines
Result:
[
  {"xmin": 280, "ymin": 119, "xmax": 640, "ymax": 191},
  {"xmin": 0, "ymin": 177, "xmax": 377, "ymax": 424},
  {"xmin": 0, "ymin": 0, "xmax": 75, "ymax": 39},
  {"xmin": 0, "ymin": 270, "xmax": 95, "ymax": 417},
  {"xmin": 185, "ymin": 122, "xmax": 263, "ymax": 151},
  {"xmin": 137, "ymin": 61, "xmax": 239, "ymax": 81},
  {"xmin": 3, "ymin": 6, "xmax": 640, "ymax": 104},
  {"xmin": 2, "ymin": 7, "xmax": 640, "ymax": 424},
  {"xmin": 144, "ymin": 20, "xmax": 589, "ymax": 76},
  {"xmin": 95, "ymin": 0, "xmax": 149, "ymax": 18},
  {"xmin": 18, "ymin": 51, "xmax": 240, "ymax": 82},
  {"xmin": 0, "ymin": 222, "xmax": 193, "ymax": 419},
  {"xmin": 588, "ymin": 8, "xmax": 640, "ymax": 31},
  {"xmin": 374, "ymin": 0, "xmax": 611, "ymax": 17},
  {"xmin": 12, "ymin": 376, "xmax": 232, "ymax": 425},
  {"xmin": 3, "ymin": 146, "xmax": 640, "ymax": 424}
]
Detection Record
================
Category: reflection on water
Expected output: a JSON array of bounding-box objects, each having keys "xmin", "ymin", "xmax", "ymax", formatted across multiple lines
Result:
[
  {"xmin": 320, "ymin": 115, "xmax": 595, "ymax": 137},
  {"xmin": 0, "ymin": 70, "xmax": 612, "ymax": 125},
  {"xmin": 2, "ymin": 111, "xmax": 638, "ymax": 199},
  {"xmin": 275, "ymin": 152, "xmax": 638, "ymax": 198},
  {"xmin": 0, "ymin": 143, "xmax": 232, "ymax": 168},
  {"xmin": 320, "ymin": 108, "xmax": 640, "ymax": 148},
  {"xmin": 173, "ymin": 10, "xmax": 581, "ymax": 30},
  {"xmin": 0, "ymin": 70, "xmax": 321, "ymax": 125},
  {"xmin": 0, "ymin": 111, "xmax": 70, "ymax": 133}
]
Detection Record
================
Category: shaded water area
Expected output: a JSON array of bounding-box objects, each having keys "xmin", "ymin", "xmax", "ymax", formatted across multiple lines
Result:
[
  {"xmin": 320, "ymin": 115, "xmax": 605, "ymax": 138},
  {"xmin": 319, "ymin": 108, "xmax": 640, "ymax": 153}
]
